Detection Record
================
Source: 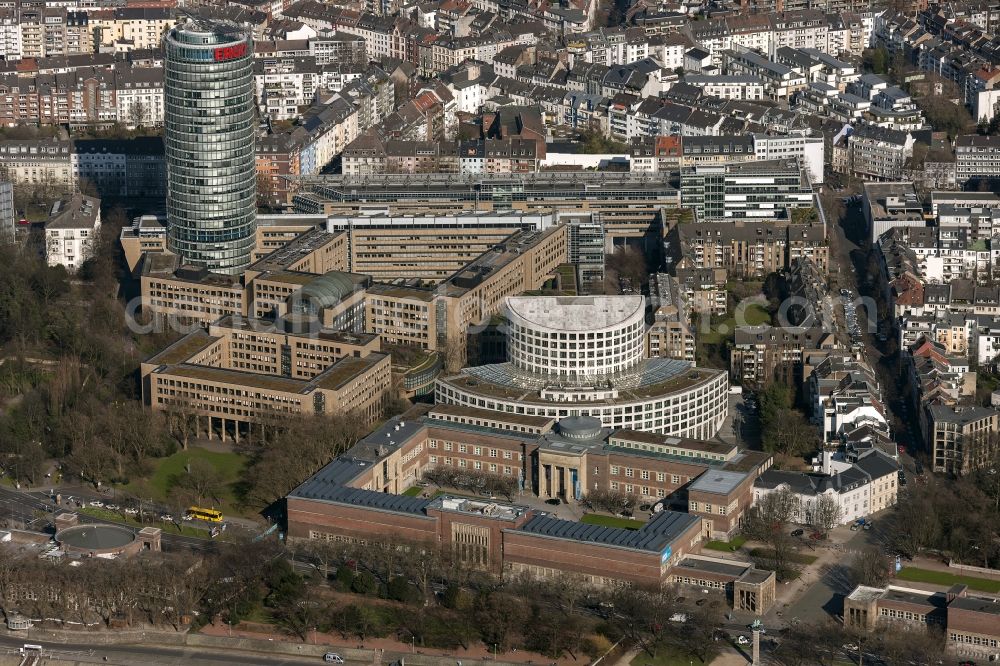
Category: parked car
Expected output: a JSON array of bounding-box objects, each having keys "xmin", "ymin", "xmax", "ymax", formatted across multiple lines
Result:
[
  {"xmin": 737, "ymin": 636, "xmax": 750, "ymax": 645},
  {"xmin": 160, "ymin": 514, "xmax": 173, "ymax": 522},
  {"xmin": 790, "ymin": 528, "xmax": 804, "ymax": 537},
  {"xmin": 89, "ymin": 500, "xmax": 104, "ymax": 508},
  {"xmin": 324, "ymin": 653, "xmax": 345, "ymax": 664},
  {"xmin": 545, "ymin": 498, "xmax": 561, "ymax": 506}
]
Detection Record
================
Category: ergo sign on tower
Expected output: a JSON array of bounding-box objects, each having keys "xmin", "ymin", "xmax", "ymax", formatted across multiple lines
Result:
[{"xmin": 214, "ymin": 42, "xmax": 247, "ymax": 62}]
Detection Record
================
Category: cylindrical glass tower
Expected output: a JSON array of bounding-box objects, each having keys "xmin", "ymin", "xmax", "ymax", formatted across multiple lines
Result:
[{"xmin": 164, "ymin": 20, "xmax": 256, "ymax": 275}]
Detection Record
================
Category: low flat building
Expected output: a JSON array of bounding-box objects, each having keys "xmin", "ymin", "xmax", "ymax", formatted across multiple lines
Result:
[
  {"xmin": 140, "ymin": 255, "xmax": 246, "ymax": 327},
  {"xmin": 845, "ymin": 583, "xmax": 1000, "ymax": 661},
  {"xmin": 292, "ymin": 172, "xmax": 679, "ymax": 247},
  {"xmin": 284, "ymin": 405, "xmax": 775, "ymax": 610},
  {"xmin": 140, "ymin": 316, "xmax": 390, "ymax": 436},
  {"xmin": 863, "ymin": 181, "xmax": 925, "ymax": 243},
  {"xmin": 324, "ymin": 212, "xmax": 555, "ymax": 283},
  {"xmin": 669, "ymin": 555, "xmax": 775, "ymax": 615}
]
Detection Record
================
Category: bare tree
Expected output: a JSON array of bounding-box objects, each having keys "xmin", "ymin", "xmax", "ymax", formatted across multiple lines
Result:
[
  {"xmin": 810, "ymin": 494, "xmax": 843, "ymax": 536},
  {"xmin": 744, "ymin": 488, "xmax": 802, "ymax": 580},
  {"xmin": 164, "ymin": 404, "xmax": 199, "ymax": 450},
  {"xmin": 604, "ymin": 585, "xmax": 678, "ymax": 659},
  {"xmin": 128, "ymin": 101, "xmax": 148, "ymax": 129},
  {"xmin": 581, "ymin": 487, "xmax": 641, "ymax": 515},
  {"xmin": 849, "ymin": 547, "xmax": 890, "ymax": 588}
]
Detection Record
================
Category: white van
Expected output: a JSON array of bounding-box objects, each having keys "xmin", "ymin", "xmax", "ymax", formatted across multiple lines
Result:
[{"xmin": 324, "ymin": 654, "xmax": 345, "ymax": 664}]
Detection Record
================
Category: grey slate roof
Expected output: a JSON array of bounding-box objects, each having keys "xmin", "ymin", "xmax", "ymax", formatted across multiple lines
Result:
[
  {"xmin": 754, "ymin": 467, "xmax": 871, "ymax": 495},
  {"xmin": 852, "ymin": 450, "xmax": 899, "ymax": 480},
  {"xmin": 516, "ymin": 509, "xmax": 698, "ymax": 553},
  {"xmin": 290, "ymin": 470, "xmax": 433, "ymax": 515}
]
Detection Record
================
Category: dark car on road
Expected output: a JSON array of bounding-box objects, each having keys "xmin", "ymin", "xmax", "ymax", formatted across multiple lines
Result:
[{"xmin": 791, "ymin": 528, "xmax": 804, "ymax": 537}]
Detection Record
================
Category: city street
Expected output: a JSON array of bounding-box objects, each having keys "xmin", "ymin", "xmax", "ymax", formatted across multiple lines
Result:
[
  {"xmin": 0, "ymin": 486, "xmax": 218, "ymax": 554},
  {"xmin": 828, "ymin": 197, "xmax": 919, "ymax": 460},
  {"xmin": 716, "ymin": 392, "xmax": 761, "ymax": 450},
  {"xmin": 0, "ymin": 634, "xmax": 324, "ymax": 666}
]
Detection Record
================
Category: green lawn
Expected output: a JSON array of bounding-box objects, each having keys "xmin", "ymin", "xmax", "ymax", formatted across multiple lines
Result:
[
  {"xmin": 704, "ymin": 535, "xmax": 747, "ymax": 552},
  {"xmin": 79, "ymin": 507, "xmax": 210, "ymax": 539},
  {"xmin": 701, "ymin": 304, "xmax": 771, "ymax": 344},
  {"xmin": 895, "ymin": 567, "xmax": 1000, "ymax": 593},
  {"xmin": 401, "ymin": 486, "xmax": 423, "ymax": 497},
  {"xmin": 123, "ymin": 447, "xmax": 246, "ymax": 512},
  {"xmin": 749, "ymin": 548, "xmax": 818, "ymax": 565},
  {"xmin": 581, "ymin": 513, "xmax": 644, "ymax": 530}
]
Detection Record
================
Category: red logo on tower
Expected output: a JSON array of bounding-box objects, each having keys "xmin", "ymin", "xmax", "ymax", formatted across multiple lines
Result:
[{"xmin": 213, "ymin": 43, "xmax": 247, "ymax": 61}]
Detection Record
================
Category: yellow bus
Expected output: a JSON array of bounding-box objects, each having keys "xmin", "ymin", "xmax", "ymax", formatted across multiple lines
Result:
[{"xmin": 186, "ymin": 507, "xmax": 223, "ymax": 523}]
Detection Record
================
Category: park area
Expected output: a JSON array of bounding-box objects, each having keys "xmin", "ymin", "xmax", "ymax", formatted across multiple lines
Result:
[
  {"xmin": 896, "ymin": 566, "xmax": 1000, "ymax": 594},
  {"xmin": 122, "ymin": 446, "xmax": 246, "ymax": 515}
]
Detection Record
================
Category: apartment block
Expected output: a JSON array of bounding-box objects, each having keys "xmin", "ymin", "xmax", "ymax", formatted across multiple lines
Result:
[
  {"xmin": 44, "ymin": 194, "xmax": 101, "ymax": 273},
  {"xmin": 0, "ymin": 139, "xmax": 74, "ymax": 185},
  {"xmin": 672, "ymin": 221, "xmax": 828, "ymax": 279},
  {"xmin": 926, "ymin": 404, "xmax": 1000, "ymax": 475},
  {"xmin": 955, "ymin": 134, "xmax": 1000, "ymax": 184},
  {"xmin": 647, "ymin": 273, "xmax": 696, "ymax": 362},
  {"xmin": 680, "ymin": 159, "xmax": 814, "ymax": 221},
  {"xmin": 731, "ymin": 325, "xmax": 835, "ymax": 387}
]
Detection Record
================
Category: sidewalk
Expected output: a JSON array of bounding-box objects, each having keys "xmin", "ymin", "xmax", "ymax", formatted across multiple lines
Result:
[
  {"xmin": 908, "ymin": 556, "xmax": 1000, "ymax": 580},
  {"xmin": 199, "ymin": 621, "xmax": 588, "ymax": 666}
]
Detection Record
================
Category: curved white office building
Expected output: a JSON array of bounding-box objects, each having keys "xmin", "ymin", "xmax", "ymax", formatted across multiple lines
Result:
[
  {"xmin": 508, "ymin": 296, "xmax": 646, "ymax": 380},
  {"xmin": 164, "ymin": 20, "xmax": 256, "ymax": 275},
  {"xmin": 436, "ymin": 296, "xmax": 728, "ymax": 438}
]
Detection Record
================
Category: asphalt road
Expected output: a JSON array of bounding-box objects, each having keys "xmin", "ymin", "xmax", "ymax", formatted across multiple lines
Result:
[
  {"xmin": 0, "ymin": 634, "xmax": 326, "ymax": 665},
  {"xmin": 0, "ymin": 487, "xmax": 217, "ymax": 554}
]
